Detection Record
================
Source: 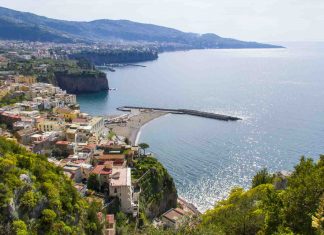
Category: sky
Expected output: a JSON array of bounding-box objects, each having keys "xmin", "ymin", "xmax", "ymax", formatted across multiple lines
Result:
[{"xmin": 1, "ymin": 0, "xmax": 324, "ymax": 42}]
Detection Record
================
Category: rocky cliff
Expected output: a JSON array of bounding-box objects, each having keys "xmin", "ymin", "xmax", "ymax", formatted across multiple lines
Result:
[
  {"xmin": 133, "ymin": 157, "xmax": 177, "ymax": 219},
  {"xmin": 54, "ymin": 70, "xmax": 109, "ymax": 94},
  {"xmin": 69, "ymin": 49, "xmax": 158, "ymax": 65}
]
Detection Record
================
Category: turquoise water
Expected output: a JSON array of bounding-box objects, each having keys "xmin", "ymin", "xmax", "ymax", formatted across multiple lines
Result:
[{"xmin": 77, "ymin": 42, "xmax": 324, "ymax": 211}]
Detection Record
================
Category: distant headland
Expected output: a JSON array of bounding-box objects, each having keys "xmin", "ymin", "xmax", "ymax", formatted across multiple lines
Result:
[{"xmin": 0, "ymin": 6, "xmax": 283, "ymax": 53}]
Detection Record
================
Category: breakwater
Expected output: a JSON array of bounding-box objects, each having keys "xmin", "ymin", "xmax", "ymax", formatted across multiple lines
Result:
[{"xmin": 117, "ymin": 106, "xmax": 241, "ymax": 121}]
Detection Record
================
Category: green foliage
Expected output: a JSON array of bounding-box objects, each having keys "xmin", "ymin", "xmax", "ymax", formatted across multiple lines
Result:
[
  {"xmin": 252, "ymin": 168, "xmax": 274, "ymax": 188},
  {"xmin": 202, "ymin": 185, "xmax": 272, "ymax": 235},
  {"xmin": 199, "ymin": 156, "xmax": 324, "ymax": 235},
  {"xmin": 0, "ymin": 93, "xmax": 27, "ymax": 108},
  {"xmin": 84, "ymin": 201, "xmax": 103, "ymax": 235},
  {"xmin": 0, "ymin": 137, "xmax": 100, "ymax": 234},
  {"xmin": 12, "ymin": 220, "xmax": 28, "ymax": 235},
  {"xmin": 312, "ymin": 194, "xmax": 324, "ymax": 234},
  {"xmin": 87, "ymin": 173, "xmax": 100, "ymax": 191},
  {"xmin": 132, "ymin": 157, "xmax": 177, "ymax": 219},
  {"xmin": 138, "ymin": 142, "xmax": 150, "ymax": 155},
  {"xmin": 281, "ymin": 156, "xmax": 324, "ymax": 234}
]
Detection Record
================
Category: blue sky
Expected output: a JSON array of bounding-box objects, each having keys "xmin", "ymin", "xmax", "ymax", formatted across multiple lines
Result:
[{"xmin": 1, "ymin": 0, "xmax": 323, "ymax": 42}]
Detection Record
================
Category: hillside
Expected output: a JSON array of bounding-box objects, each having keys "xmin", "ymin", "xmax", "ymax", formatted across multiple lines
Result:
[
  {"xmin": 0, "ymin": 6, "xmax": 282, "ymax": 49},
  {"xmin": 0, "ymin": 137, "xmax": 103, "ymax": 234}
]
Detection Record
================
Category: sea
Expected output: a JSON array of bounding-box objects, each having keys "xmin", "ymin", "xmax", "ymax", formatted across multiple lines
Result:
[{"xmin": 77, "ymin": 42, "xmax": 324, "ymax": 212}]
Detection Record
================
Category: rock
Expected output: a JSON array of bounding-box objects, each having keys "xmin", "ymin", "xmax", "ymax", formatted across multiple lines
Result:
[{"xmin": 54, "ymin": 71, "xmax": 109, "ymax": 94}]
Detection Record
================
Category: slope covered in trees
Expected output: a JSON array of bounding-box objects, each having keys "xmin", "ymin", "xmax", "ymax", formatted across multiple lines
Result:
[
  {"xmin": 200, "ymin": 156, "xmax": 324, "ymax": 235},
  {"xmin": 133, "ymin": 156, "xmax": 324, "ymax": 235},
  {"xmin": 0, "ymin": 137, "xmax": 101, "ymax": 234}
]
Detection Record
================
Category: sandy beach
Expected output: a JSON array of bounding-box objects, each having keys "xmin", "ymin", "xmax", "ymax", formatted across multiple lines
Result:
[{"xmin": 108, "ymin": 110, "xmax": 167, "ymax": 145}]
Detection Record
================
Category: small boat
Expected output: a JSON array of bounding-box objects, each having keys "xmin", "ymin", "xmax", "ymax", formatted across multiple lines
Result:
[{"xmin": 109, "ymin": 88, "xmax": 117, "ymax": 91}]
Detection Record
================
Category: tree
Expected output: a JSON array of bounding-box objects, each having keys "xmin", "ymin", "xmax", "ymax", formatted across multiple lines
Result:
[
  {"xmin": 12, "ymin": 220, "xmax": 28, "ymax": 235},
  {"xmin": 312, "ymin": 194, "xmax": 324, "ymax": 234},
  {"xmin": 281, "ymin": 156, "xmax": 324, "ymax": 234},
  {"xmin": 87, "ymin": 174, "xmax": 100, "ymax": 191},
  {"xmin": 138, "ymin": 143, "xmax": 150, "ymax": 156},
  {"xmin": 252, "ymin": 168, "xmax": 274, "ymax": 188},
  {"xmin": 202, "ymin": 185, "xmax": 272, "ymax": 235}
]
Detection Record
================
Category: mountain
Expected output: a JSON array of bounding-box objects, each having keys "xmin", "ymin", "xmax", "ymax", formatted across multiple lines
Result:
[{"xmin": 0, "ymin": 6, "xmax": 282, "ymax": 49}]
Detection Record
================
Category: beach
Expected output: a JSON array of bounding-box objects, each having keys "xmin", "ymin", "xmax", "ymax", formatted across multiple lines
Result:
[{"xmin": 108, "ymin": 110, "xmax": 167, "ymax": 144}]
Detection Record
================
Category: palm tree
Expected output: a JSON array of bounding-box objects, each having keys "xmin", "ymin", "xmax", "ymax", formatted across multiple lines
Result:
[{"xmin": 138, "ymin": 143, "xmax": 150, "ymax": 156}]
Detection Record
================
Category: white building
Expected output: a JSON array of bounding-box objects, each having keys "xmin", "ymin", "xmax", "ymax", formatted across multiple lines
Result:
[{"xmin": 109, "ymin": 168, "xmax": 135, "ymax": 214}]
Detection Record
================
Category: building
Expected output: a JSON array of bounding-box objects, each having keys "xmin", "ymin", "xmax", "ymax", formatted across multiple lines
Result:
[
  {"xmin": 63, "ymin": 164, "xmax": 83, "ymax": 183},
  {"xmin": 0, "ymin": 112, "xmax": 21, "ymax": 128},
  {"xmin": 64, "ymin": 94, "xmax": 77, "ymax": 105},
  {"xmin": 95, "ymin": 153, "xmax": 126, "ymax": 167},
  {"xmin": 161, "ymin": 208, "xmax": 187, "ymax": 229},
  {"xmin": 97, "ymin": 213, "xmax": 116, "ymax": 235},
  {"xmin": 37, "ymin": 120, "xmax": 63, "ymax": 132},
  {"xmin": 109, "ymin": 168, "xmax": 135, "ymax": 214},
  {"xmin": 53, "ymin": 107, "xmax": 79, "ymax": 120},
  {"xmin": 91, "ymin": 162, "xmax": 113, "ymax": 189},
  {"xmin": 0, "ymin": 86, "xmax": 10, "ymax": 99},
  {"xmin": 14, "ymin": 75, "xmax": 37, "ymax": 85},
  {"xmin": 89, "ymin": 116, "xmax": 104, "ymax": 137}
]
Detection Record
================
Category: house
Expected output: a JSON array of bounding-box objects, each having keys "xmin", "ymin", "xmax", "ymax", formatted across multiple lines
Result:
[
  {"xmin": 95, "ymin": 153, "xmax": 126, "ymax": 167},
  {"xmin": 0, "ymin": 112, "xmax": 21, "ymax": 128},
  {"xmin": 15, "ymin": 128, "xmax": 39, "ymax": 145},
  {"xmin": 88, "ymin": 116, "xmax": 105, "ymax": 137},
  {"xmin": 109, "ymin": 168, "xmax": 135, "ymax": 214},
  {"xmin": 0, "ymin": 85, "xmax": 10, "ymax": 99},
  {"xmin": 53, "ymin": 107, "xmax": 79, "ymax": 120},
  {"xmin": 161, "ymin": 208, "xmax": 187, "ymax": 229},
  {"xmin": 37, "ymin": 120, "xmax": 64, "ymax": 132},
  {"xmin": 55, "ymin": 140, "xmax": 74, "ymax": 155},
  {"xmin": 91, "ymin": 162, "xmax": 113, "ymax": 189},
  {"xmin": 64, "ymin": 94, "xmax": 77, "ymax": 105},
  {"xmin": 105, "ymin": 214, "xmax": 116, "ymax": 235},
  {"xmin": 63, "ymin": 164, "xmax": 83, "ymax": 183},
  {"xmin": 97, "ymin": 213, "xmax": 116, "ymax": 235},
  {"xmin": 14, "ymin": 75, "xmax": 37, "ymax": 85},
  {"xmin": 74, "ymin": 183, "xmax": 87, "ymax": 196}
]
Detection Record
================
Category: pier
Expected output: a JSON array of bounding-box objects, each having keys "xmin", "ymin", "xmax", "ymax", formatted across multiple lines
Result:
[{"xmin": 117, "ymin": 106, "xmax": 241, "ymax": 121}]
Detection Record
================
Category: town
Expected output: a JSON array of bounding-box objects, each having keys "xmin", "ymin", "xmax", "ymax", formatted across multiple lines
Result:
[{"xmin": 0, "ymin": 44, "xmax": 199, "ymax": 234}]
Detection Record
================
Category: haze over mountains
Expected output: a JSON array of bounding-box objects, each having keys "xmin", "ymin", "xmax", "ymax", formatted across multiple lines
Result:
[{"xmin": 0, "ymin": 7, "xmax": 282, "ymax": 49}]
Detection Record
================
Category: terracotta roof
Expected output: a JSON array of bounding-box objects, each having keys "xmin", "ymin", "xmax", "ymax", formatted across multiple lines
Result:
[
  {"xmin": 56, "ymin": 140, "xmax": 70, "ymax": 145},
  {"xmin": 106, "ymin": 214, "xmax": 115, "ymax": 224},
  {"xmin": 98, "ymin": 154, "xmax": 125, "ymax": 161},
  {"xmin": 91, "ymin": 165, "xmax": 112, "ymax": 175}
]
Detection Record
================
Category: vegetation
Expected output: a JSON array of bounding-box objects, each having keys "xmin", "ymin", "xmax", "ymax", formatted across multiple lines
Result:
[
  {"xmin": 0, "ymin": 131, "xmax": 323, "ymax": 235},
  {"xmin": 199, "ymin": 156, "xmax": 324, "ymax": 235},
  {"xmin": 138, "ymin": 143, "xmax": 150, "ymax": 155},
  {"xmin": 69, "ymin": 49, "xmax": 158, "ymax": 65},
  {"xmin": 87, "ymin": 174, "xmax": 100, "ymax": 192},
  {"xmin": 0, "ymin": 137, "xmax": 102, "ymax": 234},
  {"xmin": 252, "ymin": 168, "xmax": 274, "ymax": 188},
  {"xmin": 0, "ymin": 93, "xmax": 27, "ymax": 108},
  {"xmin": 132, "ymin": 157, "xmax": 177, "ymax": 219}
]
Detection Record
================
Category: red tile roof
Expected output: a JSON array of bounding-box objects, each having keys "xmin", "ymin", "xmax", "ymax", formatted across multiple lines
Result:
[
  {"xmin": 56, "ymin": 140, "xmax": 70, "ymax": 145},
  {"xmin": 106, "ymin": 214, "xmax": 115, "ymax": 224},
  {"xmin": 91, "ymin": 165, "xmax": 112, "ymax": 175}
]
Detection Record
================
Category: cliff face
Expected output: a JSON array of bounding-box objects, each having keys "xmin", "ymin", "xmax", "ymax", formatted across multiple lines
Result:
[
  {"xmin": 54, "ymin": 71, "xmax": 109, "ymax": 94},
  {"xmin": 69, "ymin": 49, "xmax": 158, "ymax": 65},
  {"xmin": 134, "ymin": 157, "xmax": 177, "ymax": 219}
]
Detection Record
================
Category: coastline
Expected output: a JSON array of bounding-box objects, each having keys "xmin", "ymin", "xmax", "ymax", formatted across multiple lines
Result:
[{"xmin": 108, "ymin": 110, "xmax": 167, "ymax": 145}]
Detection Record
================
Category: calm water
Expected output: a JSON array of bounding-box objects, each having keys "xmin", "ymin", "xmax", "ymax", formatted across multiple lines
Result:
[{"xmin": 78, "ymin": 42, "xmax": 324, "ymax": 212}]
